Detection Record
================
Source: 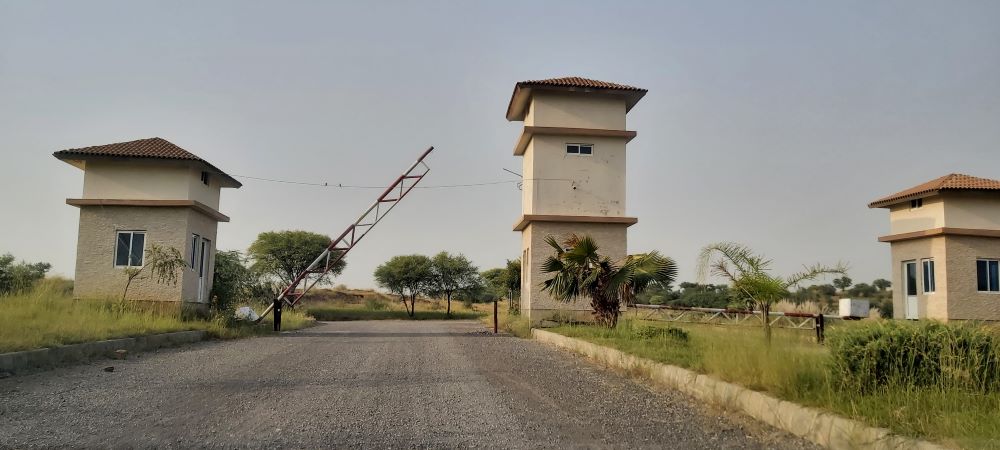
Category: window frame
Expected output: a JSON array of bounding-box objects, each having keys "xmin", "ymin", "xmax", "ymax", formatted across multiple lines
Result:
[
  {"xmin": 910, "ymin": 198, "xmax": 923, "ymax": 209},
  {"xmin": 201, "ymin": 171, "xmax": 210, "ymax": 185},
  {"xmin": 921, "ymin": 258, "xmax": 935, "ymax": 294},
  {"xmin": 190, "ymin": 234, "xmax": 200, "ymax": 269},
  {"xmin": 114, "ymin": 230, "xmax": 146, "ymax": 268},
  {"xmin": 977, "ymin": 258, "xmax": 1000, "ymax": 293},
  {"xmin": 566, "ymin": 143, "xmax": 593, "ymax": 156}
]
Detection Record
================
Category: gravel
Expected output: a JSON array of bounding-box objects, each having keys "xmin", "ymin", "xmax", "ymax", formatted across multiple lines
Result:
[{"xmin": 0, "ymin": 320, "xmax": 816, "ymax": 449}]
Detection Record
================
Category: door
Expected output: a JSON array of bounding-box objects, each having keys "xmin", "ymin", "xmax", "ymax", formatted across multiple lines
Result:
[
  {"xmin": 198, "ymin": 238, "xmax": 211, "ymax": 303},
  {"xmin": 904, "ymin": 261, "xmax": 918, "ymax": 320}
]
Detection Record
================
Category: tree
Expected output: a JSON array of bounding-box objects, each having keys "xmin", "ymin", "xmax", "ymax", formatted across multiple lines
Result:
[
  {"xmin": 121, "ymin": 244, "xmax": 187, "ymax": 302},
  {"xmin": 480, "ymin": 268, "xmax": 507, "ymax": 301},
  {"xmin": 873, "ymin": 278, "xmax": 892, "ymax": 292},
  {"xmin": 541, "ymin": 234, "xmax": 677, "ymax": 328},
  {"xmin": 247, "ymin": 231, "xmax": 345, "ymax": 286},
  {"xmin": 698, "ymin": 242, "xmax": 846, "ymax": 343},
  {"xmin": 832, "ymin": 276, "xmax": 853, "ymax": 294},
  {"xmin": 211, "ymin": 250, "xmax": 275, "ymax": 311},
  {"xmin": 503, "ymin": 259, "xmax": 521, "ymax": 311},
  {"xmin": 428, "ymin": 252, "xmax": 480, "ymax": 316},
  {"xmin": 0, "ymin": 253, "xmax": 51, "ymax": 294},
  {"xmin": 847, "ymin": 282, "xmax": 876, "ymax": 298},
  {"xmin": 374, "ymin": 254, "xmax": 434, "ymax": 317}
]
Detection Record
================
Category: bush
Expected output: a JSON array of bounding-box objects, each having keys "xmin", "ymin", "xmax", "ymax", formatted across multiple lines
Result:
[
  {"xmin": 0, "ymin": 253, "xmax": 52, "ymax": 294},
  {"xmin": 633, "ymin": 325, "xmax": 690, "ymax": 342},
  {"xmin": 364, "ymin": 298, "xmax": 388, "ymax": 311},
  {"xmin": 828, "ymin": 321, "xmax": 1000, "ymax": 393}
]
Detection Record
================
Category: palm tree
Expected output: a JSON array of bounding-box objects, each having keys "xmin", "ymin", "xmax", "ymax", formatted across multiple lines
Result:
[
  {"xmin": 697, "ymin": 242, "xmax": 846, "ymax": 343},
  {"xmin": 540, "ymin": 234, "xmax": 677, "ymax": 328}
]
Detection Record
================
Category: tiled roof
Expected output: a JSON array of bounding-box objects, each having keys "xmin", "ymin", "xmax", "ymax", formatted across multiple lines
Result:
[
  {"xmin": 53, "ymin": 137, "xmax": 241, "ymax": 188},
  {"xmin": 507, "ymin": 76, "xmax": 647, "ymax": 121},
  {"xmin": 868, "ymin": 173, "xmax": 1000, "ymax": 207},
  {"xmin": 515, "ymin": 76, "xmax": 647, "ymax": 92},
  {"xmin": 54, "ymin": 137, "xmax": 202, "ymax": 161}
]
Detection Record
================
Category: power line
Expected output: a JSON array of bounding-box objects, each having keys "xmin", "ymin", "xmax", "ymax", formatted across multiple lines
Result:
[{"xmin": 230, "ymin": 173, "xmax": 569, "ymax": 189}]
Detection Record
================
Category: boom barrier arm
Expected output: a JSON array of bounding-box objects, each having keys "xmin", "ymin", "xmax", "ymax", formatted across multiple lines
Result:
[{"xmin": 256, "ymin": 146, "xmax": 434, "ymax": 321}]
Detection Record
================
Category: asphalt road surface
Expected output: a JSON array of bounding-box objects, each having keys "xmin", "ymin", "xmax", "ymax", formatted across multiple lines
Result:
[{"xmin": 0, "ymin": 320, "xmax": 815, "ymax": 449}]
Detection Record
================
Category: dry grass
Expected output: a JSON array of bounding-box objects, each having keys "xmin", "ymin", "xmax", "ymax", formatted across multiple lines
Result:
[{"xmin": 302, "ymin": 290, "xmax": 486, "ymax": 321}]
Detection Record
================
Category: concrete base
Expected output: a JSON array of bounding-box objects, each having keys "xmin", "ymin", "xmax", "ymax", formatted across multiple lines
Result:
[{"xmin": 0, "ymin": 331, "xmax": 207, "ymax": 375}]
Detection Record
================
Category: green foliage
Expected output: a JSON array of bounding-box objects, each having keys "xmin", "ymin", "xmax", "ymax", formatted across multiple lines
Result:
[
  {"xmin": 541, "ymin": 234, "xmax": 677, "ymax": 328},
  {"xmin": 211, "ymin": 250, "xmax": 275, "ymax": 312},
  {"xmin": 248, "ymin": 230, "xmax": 344, "ymax": 285},
  {"xmin": 832, "ymin": 276, "xmax": 853, "ymax": 292},
  {"xmin": 0, "ymin": 253, "xmax": 52, "ymax": 294},
  {"xmin": 364, "ymin": 297, "xmax": 389, "ymax": 311},
  {"xmin": 633, "ymin": 324, "xmax": 689, "ymax": 342},
  {"xmin": 828, "ymin": 321, "xmax": 1000, "ymax": 393},
  {"xmin": 121, "ymin": 244, "xmax": 187, "ymax": 302},
  {"xmin": 872, "ymin": 278, "xmax": 892, "ymax": 291},
  {"xmin": 373, "ymin": 254, "xmax": 434, "ymax": 317},
  {"xmin": 428, "ymin": 251, "xmax": 480, "ymax": 316}
]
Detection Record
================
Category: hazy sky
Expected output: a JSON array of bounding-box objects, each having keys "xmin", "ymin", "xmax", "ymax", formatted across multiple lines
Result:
[{"xmin": 2, "ymin": 1, "xmax": 999, "ymax": 289}]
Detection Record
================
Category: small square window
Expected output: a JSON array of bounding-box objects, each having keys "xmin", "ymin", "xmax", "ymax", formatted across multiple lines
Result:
[
  {"xmin": 910, "ymin": 198, "xmax": 923, "ymax": 209},
  {"xmin": 579, "ymin": 145, "xmax": 593, "ymax": 155},
  {"xmin": 201, "ymin": 171, "xmax": 210, "ymax": 185},
  {"xmin": 115, "ymin": 231, "xmax": 146, "ymax": 267},
  {"xmin": 566, "ymin": 143, "xmax": 592, "ymax": 156},
  {"xmin": 566, "ymin": 145, "xmax": 579, "ymax": 154}
]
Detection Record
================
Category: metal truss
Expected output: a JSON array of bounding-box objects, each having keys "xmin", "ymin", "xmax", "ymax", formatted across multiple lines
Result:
[{"xmin": 256, "ymin": 147, "xmax": 434, "ymax": 320}]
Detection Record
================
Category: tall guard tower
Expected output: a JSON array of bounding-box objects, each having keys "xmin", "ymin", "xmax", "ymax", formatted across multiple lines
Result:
[{"xmin": 506, "ymin": 77, "xmax": 646, "ymax": 325}]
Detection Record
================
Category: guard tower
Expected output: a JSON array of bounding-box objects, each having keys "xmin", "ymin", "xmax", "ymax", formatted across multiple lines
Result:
[
  {"xmin": 506, "ymin": 77, "xmax": 646, "ymax": 325},
  {"xmin": 869, "ymin": 173, "xmax": 1000, "ymax": 321}
]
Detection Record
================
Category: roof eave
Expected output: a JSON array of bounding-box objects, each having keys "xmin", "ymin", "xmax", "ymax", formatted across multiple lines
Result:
[
  {"xmin": 52, "ymin": 152, "xmax": 242, "ymax": 189},
  {"xmin": 506, "ymin": 84, "xmax": 648, "ymax": 122}
]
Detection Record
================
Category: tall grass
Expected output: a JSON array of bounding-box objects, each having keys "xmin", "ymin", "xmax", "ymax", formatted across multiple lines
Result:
[
  {"xmin": 303, "ymin": 298, "xmax": 486, "ymax": 321},
  {"xmin": 551, "ymin": 319, "xmax": 1000, "ymax": 448},
  {"xmin": 0, "ymin": 279, "xmax": 314, "ymax": 353}
]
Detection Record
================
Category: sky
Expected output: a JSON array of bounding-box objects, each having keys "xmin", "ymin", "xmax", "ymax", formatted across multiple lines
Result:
[{"xmin": 2, "ymin": 1, "xmax": 999, "ymax": 290}]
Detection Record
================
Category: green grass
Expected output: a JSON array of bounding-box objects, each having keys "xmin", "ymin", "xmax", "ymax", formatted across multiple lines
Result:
[
  {"xmin": 473, "ymin": 301, "xmax": 531, "ymax": 337},
  {"xmin": 0, "ymin": 279, "xmax": 315, "ymax": 353},
  {"xmin": 550, "ymin": 319, "xmax": 1000, "ymax": 449},
  {"xmin": 303, "ymin": 297, "xmax": 487, "ymax": 321}
]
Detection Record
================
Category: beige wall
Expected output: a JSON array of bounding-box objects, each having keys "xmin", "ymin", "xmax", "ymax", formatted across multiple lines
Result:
[
  {"xmin": 888, "ymin": 195, "xmax": 946, "ymax": 234},
  {"xmin": 73, "ymin": 205, "xmax": 218, "ymax": 304},
  {"xmin": 81, "ymin": 160, "xmax": 222, "ymax": 209},
  {"xmin": 521, "ymin": 135, "xmax": 626, "ymax": 216},
  {"xmin": 521, "ymin": 221, "xmax": 628, "ymax": 325},
  {"xmin": 943, "ymin": 235, "xmax": 1000, "ymax": 321},
  {"xmin": 941, "ymin": 192, "xmax": 1000, "ymax": 231},
  {"xmin": 525, "ymin": 92, "xmax": 626, "ymax": 130},
  {"xmin": 890, "ymin": 236, "xmax": 948, "ymax": 320},
  {"xmin": 180, "ymin": 208, "xmax": 220, "ymax": 303}
]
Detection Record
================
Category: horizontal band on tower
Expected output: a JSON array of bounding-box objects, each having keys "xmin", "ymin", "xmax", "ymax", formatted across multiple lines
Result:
[
  {"xmin": 877, "ymin": 227, "xmax": 1000, "ymax": 242},
  {"xmin": 513, "ymin": 126, "xmax": 637, "ymax": 156},
  {"xmin": 513, "ymin": 214, "xmax": 638, "ymax": 231},
  {"xmin": 66, "ymin": 198, "xmax": 231, "ymax": 222}
]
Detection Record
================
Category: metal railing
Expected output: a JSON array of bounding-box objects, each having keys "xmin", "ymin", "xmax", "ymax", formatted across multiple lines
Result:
[{"xmin": 631, "ymin": 304, "xmax": 842, "ymax": 343}]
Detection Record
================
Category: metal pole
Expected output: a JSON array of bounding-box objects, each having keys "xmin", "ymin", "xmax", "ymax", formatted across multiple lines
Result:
[
  {"xmin": 493, "ymin": 300, "xmax": 498, "ymax": 334},
  {"xmin": 273, "ymin": 298, "xmax": 282, "ymax": 332},
  {"xmin": 815, "ymin": 314, "xmax": 825, "ymax": 344}
]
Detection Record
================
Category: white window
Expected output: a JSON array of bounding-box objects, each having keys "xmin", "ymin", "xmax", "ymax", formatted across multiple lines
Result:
[
  {"xmin": 190, "ymin": 234, "xmax": 200, "ymax": 269},
  {"xmin": 977, "ymin": 259, "xmax": 1000, "ymax": 292},
  {"xmin": 922, "ymin": 259, "xmax": 935, "ymax": 293},
  {"xmin": 115, "ymin": 231, "xmax": 146, "ymax": 267},
  {"xmin": 566, "ymin": 144, "xmax": 593, "ymax": 156},
  {"xmin": 910, "ymin": 198, "xmax": 923, "ymax": 209}
]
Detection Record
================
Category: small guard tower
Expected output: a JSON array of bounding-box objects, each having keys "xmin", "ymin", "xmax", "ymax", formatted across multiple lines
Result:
[
  {"xmin": 506, "ymin": 77, "xmax": 646, "ymax": 325},
  {"xmin": 869, "ymin": 173, "xmax": 1000, "ymax": 321},
  {"xmin": 54, "ymin": 137, "xmax": 241, "ymax": 307}
]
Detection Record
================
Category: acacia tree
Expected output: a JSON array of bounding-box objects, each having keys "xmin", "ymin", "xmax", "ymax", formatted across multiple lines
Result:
[
  {"xmin": 429, "ymin": 252, "xmax": 480, "ymax": 316},
  {"xmin": 247, "ymin": 230, "xmax": 345, "ymax": 287},
  {"xmin": 832, "ymin": 276, "xmax": 853, "ymax": 294},
  {"xmin": 873, "ymin": 278, "xmax": 891, "ymax": 292},
  {"xmin": 697, "ymin": 242, "xmax": 846, "ymax": 343},
  {"xmin": 541, "ymin": 234, "xmax": 677, "ymax": 328},
  {"xmin": 374, "ymin": 254, "xmax": 434, "ymax": 317},
  {"xmin": 121, "ymin": 244, "xmax": 187, "ymax": 303}
]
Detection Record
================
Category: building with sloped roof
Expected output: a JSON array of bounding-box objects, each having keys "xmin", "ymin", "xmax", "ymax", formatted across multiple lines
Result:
[
  {"xmin": 870, "ymin": 173, "xmax": 1000, "ymax": 321},
  {"xmin": 54, "ymin": 137, "xmax": 240, "ymax": 306}
]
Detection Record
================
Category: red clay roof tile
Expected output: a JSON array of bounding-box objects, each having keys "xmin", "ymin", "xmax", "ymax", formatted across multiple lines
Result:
[{"xmin": 868, "ymin": 173, "xmax": 1000, "ymax": 208}]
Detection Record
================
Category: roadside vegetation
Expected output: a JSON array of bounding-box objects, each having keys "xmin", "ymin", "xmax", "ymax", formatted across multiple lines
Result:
[{"xmin": 302, "ymin": 288, "xmax": 486, "ymax": 321}]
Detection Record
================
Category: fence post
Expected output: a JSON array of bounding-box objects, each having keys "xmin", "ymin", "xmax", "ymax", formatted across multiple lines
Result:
[
  {"xmin": 493, "ymin": 300, "xmax": 498, "ymax": 334},
  {"xmin": 815, "ymin": 314, "xmax": 825, "ymax": 344}
]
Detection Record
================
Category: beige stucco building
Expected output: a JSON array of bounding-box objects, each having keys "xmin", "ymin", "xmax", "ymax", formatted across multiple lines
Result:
[
  {"xmin": 507, "ymin": 77, "xmax": 646, "ymax": 324},
  {"xmin": 870, "ymin": 173, "xmax": 1000, "ymax": 321},
  {"xmin": 54, "ymin": 137, "xmax": 241, "ymax": 307}
]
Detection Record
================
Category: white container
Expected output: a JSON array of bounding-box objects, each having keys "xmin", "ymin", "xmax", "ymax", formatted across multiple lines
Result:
[{"xmin": 838, "ymin": 298, "xmax": 870, "ymax": 318}]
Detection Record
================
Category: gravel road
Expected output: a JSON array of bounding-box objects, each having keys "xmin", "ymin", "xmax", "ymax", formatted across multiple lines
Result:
[{"xmin": 0, "ymin": 320, "xmax": 815, "ymax": 449}]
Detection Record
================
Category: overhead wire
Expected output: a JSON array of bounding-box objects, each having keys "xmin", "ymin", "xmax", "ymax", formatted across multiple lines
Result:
[{"xmin": 229, "ymin": 173, "xmax": 569, "ymax": 189}]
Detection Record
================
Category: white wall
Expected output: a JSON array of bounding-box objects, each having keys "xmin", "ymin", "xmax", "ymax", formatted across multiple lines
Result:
[
  {"xmin": 81, "ymin": 160, "xmax": 221, "ymax": 208},
  {"xmin": 525, "ymin": 92, "xmax": 626, "ymax": 130}
]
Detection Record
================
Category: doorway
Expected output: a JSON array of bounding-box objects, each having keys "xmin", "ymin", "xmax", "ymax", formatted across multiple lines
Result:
[
  {"xmin": 198, "ymin": 238, "xmax": 211, "ymax": 303},
  {"xmin": 904, "ymin": 261, "xmax": 918, "ymax": 320}
]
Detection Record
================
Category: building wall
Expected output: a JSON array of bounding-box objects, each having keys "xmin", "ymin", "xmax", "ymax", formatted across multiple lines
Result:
[
  {"xmin": 521, "ymin": 135, "xmax": 626, "ymax": 216},
  {"xmin": 81, "ymin": 160, "xmax": 222, "ymax": 209},
  {"xmin": 525, "ymin": 92, "xmax": 626, "ymax": 130},
  {"xmin": 888, "ymin": 195, "xmax": 946, "ymax": 234},
  {"xmin": 74, "ymin": 205, "xmax": 218, "ymax": 304},
  {"xmin": 521, "ymin": 221, "xmax": 628, "ymax": 325},
  {"xmin": 941, "ymin": 192, "xmax": 1000, "ymax": 231},
  {"xmin": 944, "ymin": 235, "xmax": 1000, "ymax": 321},
  {"xmin": 180, "ymin": 208, "xmax": 220, "ymax": 303},
  {"xmin": 889, "ymin": 236, "xmax": 948, "ymax": 320}
]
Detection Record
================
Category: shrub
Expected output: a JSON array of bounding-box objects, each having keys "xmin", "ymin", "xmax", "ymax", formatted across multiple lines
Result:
[
  {"xmin": 364, "ymin": 298, "xmax": 388, "ymax": 311},
  {"xmin": 462, "ymin": 297, "xmax": 474, "ymax": 309},
  {"xmin": 633, "ymin": 325, "xmax": 690, "ymax": 342},
  {"xmin": 828, "ymin": 321, "xmax": 1000, "ymax": 393}
]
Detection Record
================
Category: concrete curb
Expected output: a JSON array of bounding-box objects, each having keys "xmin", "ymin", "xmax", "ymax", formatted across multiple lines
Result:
[
  {"xmin": 0, "ymin": 330, "xmax": 208, "ymax": 375},
  {"xmin": 532, "ymin": 329, "xmax": 946, "ymax": 450}
]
